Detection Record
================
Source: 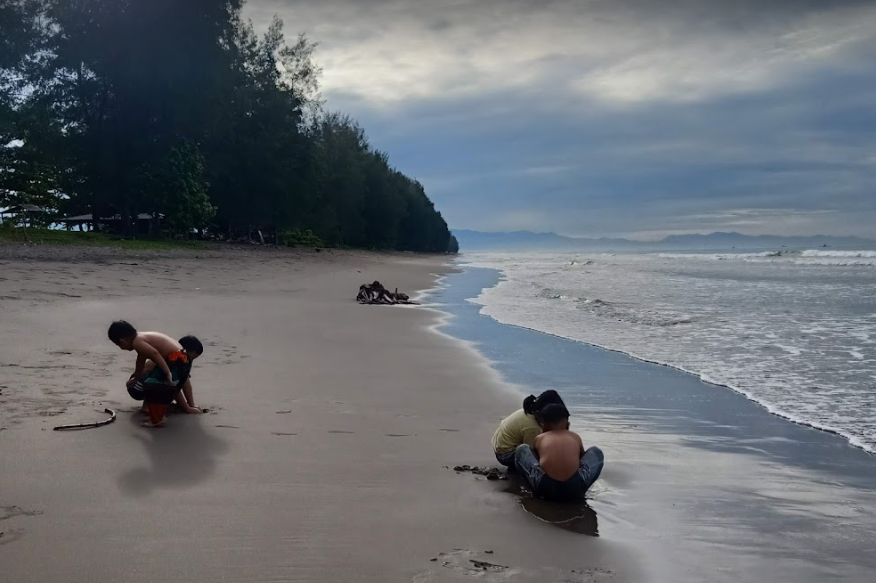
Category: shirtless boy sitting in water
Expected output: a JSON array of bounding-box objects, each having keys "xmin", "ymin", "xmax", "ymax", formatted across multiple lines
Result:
[
  {"xmin": 514, "ymin": 404, "xmax": 605, "ymax": 501},
  {"xmin": 108, "ymin": 320, "xmax": 202, "ymax": 427}
]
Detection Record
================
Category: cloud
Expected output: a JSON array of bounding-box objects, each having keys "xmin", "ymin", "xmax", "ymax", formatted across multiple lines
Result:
[
  {"xmin": 250, "ymin": 0, "xmax": 876, "ymax": 105},
  {"xmin": 245, "ymin": 0, "xmax": 876, "ymax": 238}
]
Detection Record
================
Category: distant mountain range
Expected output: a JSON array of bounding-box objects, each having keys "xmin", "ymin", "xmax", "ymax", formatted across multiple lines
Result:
[{"xmin": 452, "ymin": 230, "xmax": 876, "ymax": 252}]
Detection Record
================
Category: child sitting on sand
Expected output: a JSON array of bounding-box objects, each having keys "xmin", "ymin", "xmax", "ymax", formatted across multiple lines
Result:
[
  {"xmin": 492, "ymin": 390, "xmax": 567, "ymax": 470},
  {"xmin": 108, "ymin": 321, "xmax": 203, "ymax": 427},
  {"xmin": 514, "ymin": 403, "xmax": 604, "ymax": 501}
]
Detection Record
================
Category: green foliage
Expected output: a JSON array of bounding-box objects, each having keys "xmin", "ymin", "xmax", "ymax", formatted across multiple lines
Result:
[
  {"xmin": 0, "ymin": 226, "xmax": 204, "ymax": 249},
  {"xmin": 0, "ymin": 143, "xmax": 63, "ymax": 227},
  {"xmin": 136, "ymin": 142, "xmax": 216, "ymax": 233},
  {"xmin": 279, "ymin": 228, "xmax": 324, "ymax": 248},
  {"xmin": 1, "ymin": 0, "xmax": 453, "ymax": 252}
]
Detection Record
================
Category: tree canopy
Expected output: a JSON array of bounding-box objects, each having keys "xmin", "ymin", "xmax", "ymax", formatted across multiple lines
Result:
[{"xmin": 0, "ymin": 0, "xmax": 456, "ymax": 253}]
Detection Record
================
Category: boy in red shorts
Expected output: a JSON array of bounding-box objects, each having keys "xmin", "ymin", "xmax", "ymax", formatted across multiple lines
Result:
[{"xmin": 108, "ymin": 321, "xmax": 203, "ymax": 427}]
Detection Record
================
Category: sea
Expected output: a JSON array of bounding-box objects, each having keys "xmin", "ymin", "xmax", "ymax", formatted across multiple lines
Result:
[{"xmin": 459, "ymin": 248, "xmax": 876, "ymax": 454}]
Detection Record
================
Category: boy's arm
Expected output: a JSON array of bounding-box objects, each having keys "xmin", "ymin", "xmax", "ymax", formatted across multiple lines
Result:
[
  {"xmin": 131, "ymin": 351, "xmax": 147, "ymax": 379},
  {"xmin": 575, "ymin": 432, "xmax": 585, "ymax": 456},
  {"xmin": 175, "ymin": 378, "xmax": 201, "ymax": 414},
  {"xmin": 132, "ymin": 337, "xmax": 173, "ymax": 382},
  {"xmin": 522, "ymin": 426, "xmax": 541, "ymax": 448},
  {"xmin": 126, "ymin": 352, "xmax": 148, "ymax": 388}
]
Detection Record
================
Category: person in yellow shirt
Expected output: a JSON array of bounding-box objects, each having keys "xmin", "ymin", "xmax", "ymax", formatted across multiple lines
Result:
[{"xmin": 491, "ymin": 390, "xmax": 567, "ymax": 470}]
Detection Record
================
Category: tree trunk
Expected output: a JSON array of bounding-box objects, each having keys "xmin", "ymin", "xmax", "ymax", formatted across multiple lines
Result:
[{"xmin": 121, "ymin": 210, "xmax": 133, "ymax": 238}]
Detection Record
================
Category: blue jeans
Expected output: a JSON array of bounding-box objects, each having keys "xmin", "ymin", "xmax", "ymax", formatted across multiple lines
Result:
[
  {"xmin": 495, "ymin": 450, "xmax": 517, "ymax": 470},
  {"xmin": 514, "ymin": 444, "xmax": 604, "ymax": 501}
]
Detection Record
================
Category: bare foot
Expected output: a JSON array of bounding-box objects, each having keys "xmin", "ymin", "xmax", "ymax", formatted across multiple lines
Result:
[
  {"xmin": 141, "ymin": 418, "xmax": 166, "ymax": 428},
  {"xmin": 186, "ymin": 407, "xmax": 202, "ymax": 415}
]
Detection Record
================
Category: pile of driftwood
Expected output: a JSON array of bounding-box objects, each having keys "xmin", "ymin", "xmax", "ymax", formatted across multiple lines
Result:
[{"xmin": 357, "ymin": 281, "xmax": 417, "ymax": 305}]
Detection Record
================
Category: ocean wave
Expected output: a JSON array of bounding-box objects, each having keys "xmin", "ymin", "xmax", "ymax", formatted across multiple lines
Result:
[
  {"xmin": 795, "ymin": 250, "xmax": 876, "ymax": 266},
  {"xmin": 534, "ymin": 284, "xmax": 693, "ymax": 326},
  {"xmin": 536, "ymin": 287, "xmax": 574, "ymax": 300},
  {"xmin": 801, "ymin": 250, "xmax": 876, "ymax": 258},
  {"xmin": 794, "ymin": 258, "xmax": 876, "ymax": 267},
  {"xmin": 655, "ymin": 249, "xmax": 876, "ymax": 267},
  {"xmin": 575, "ymin": 297, "xmax": 692, "ymax": 327},
  {"xmin": 657, "ymin": 251, "xmax": 788, "ymax": 261}
]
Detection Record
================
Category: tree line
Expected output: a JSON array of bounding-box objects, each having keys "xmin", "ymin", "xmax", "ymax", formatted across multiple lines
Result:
[{"xmin": 0, "ymin": 0, "xmax": 459, "ymax": 253}]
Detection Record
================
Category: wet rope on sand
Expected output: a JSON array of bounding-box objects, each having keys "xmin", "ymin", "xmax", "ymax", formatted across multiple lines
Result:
[{"xmin": 53, "ymin": 408, "xmax": 116, "ymax": 431}]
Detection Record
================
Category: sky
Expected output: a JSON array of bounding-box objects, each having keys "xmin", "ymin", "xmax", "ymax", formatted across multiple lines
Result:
[{"xmin": 245, "ymin": 0, "xmax": 876, "ymax": 240}]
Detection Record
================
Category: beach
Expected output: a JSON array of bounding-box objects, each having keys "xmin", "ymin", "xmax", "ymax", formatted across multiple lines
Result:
[
  {"xmin": 5, "ymin": 244, "xmax": 874, "ymax": 583},
  {"xmin": 0, "ymin": 245, "xmax": 631, "ymax": 583}
]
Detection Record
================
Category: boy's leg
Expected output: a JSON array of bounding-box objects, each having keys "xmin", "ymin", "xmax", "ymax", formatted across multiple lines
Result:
[
  {"xmin": 143, "ymin": 402, "xmax": 167, "ymax": 427},
  {"xmin": 126, "ymin": 377, "xmax": 148, "ymax": 413},
  {"xmin": 578, "ymin": 446, "xmax": 605, "ymax": 491},
  {"xmin": 495, "ymin": 450, "xmax": 517, "ymax": 471},
  {"xmin": 514, "ymin": 444, "xmax": 545, "ymax": 491},
  {"xmin": 141, "ymin": 384, "xmax": 175, "ymax": 426}
]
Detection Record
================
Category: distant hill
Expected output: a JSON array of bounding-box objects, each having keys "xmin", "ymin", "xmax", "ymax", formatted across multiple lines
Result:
[{"xmin": 452, "ymin": 229, "xmax": 876, "ymax": 252}]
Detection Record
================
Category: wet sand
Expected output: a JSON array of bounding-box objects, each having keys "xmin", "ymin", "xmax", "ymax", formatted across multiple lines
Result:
[{"xmin": 0, "ymin": 244, "xmax": 632, "ymax": 582}]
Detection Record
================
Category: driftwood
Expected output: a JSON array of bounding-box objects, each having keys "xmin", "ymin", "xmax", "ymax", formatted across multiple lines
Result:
[
  {"xmin": 357, "ymin": 281, "xmax": 419, "ymax": 305},
  {"xmin": 53, "ymin": 408, "xmax": 117, "ymax": 431}
]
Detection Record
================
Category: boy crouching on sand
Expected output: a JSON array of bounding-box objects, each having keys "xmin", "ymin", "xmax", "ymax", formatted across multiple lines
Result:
[
  {"xmin": 514, "ymin": 404, "xmax": 604, "ymax": 501},
  {"xmin": 107, "ymin": 320, "xmax": 203, "ymax": 427}
]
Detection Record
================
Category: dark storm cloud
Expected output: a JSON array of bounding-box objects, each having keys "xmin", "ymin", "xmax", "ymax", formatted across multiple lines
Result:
[{"xmin": 245, "ymin": 0, "xmax": 876, "ymax": 238}]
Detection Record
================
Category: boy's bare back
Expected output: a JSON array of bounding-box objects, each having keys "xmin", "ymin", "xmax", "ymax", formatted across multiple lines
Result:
[
  {"xmin": 535, "ymin": 429, "xmax": 584, "ymax": 482},
  {"xmin": 129, "ymin": 331, "xmax": 181, "ymax": 384},
  {"xmin": 135, "ymin": 331, "xmax": 182, "ymax": 358}
]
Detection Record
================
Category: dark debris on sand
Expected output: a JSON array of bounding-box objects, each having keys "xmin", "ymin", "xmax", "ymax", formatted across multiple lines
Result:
[{"xmin": 450, "ymin": 465, "xmax": 509, "ymax": 481}]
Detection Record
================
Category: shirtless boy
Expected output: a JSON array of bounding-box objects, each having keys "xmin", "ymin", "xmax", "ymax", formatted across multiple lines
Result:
[
  {"xmin": 514, "ymin": 403, "xmax": 605, "ymax": 501},
  {"xmin": 108, "ymin": 320, "xmax": 202, "ymax": 427}
]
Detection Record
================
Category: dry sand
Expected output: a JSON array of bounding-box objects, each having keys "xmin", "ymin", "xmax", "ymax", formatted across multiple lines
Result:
[{"xmin": 0, "ymin": 244, "xmax": 633, "ymax": 582}]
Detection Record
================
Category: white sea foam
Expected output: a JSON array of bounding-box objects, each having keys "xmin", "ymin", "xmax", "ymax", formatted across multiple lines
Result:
[
  {"xmin": 801, "ymin": 250, "xmax": 876, "ymax": 258},
  {"xmin": 461, "ymin": 250, "xmax": 876, "ymax": 453},
  {"xmin": 656, "ymin": 249, "xmax": 876, "ymax": 267}
]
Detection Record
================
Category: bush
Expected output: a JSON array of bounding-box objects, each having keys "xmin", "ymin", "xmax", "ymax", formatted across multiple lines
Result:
[{"xmin": 280, "ymin": 228, "xmax": 325, "ymax": 248}]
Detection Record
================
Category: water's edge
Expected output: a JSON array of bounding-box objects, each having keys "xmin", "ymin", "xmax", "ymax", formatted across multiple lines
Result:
[{"xmin": 451, "ymin": 260, "xmax": 874, "ymax": 455}]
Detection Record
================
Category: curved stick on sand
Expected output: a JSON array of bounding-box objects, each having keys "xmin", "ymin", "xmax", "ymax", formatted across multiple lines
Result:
[{"xmin": 53, "ymin": 408, "xmax": 117, "ymax": 431}]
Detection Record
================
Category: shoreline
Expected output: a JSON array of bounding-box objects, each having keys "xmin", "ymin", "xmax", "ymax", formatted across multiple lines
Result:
[
  {"xmin": 0, "ymin": 247, "xmax": 634, "ymax": 582},
  {"xmin": 419, "ymin": 275, "xmax": 529, "ymax": 403},
  {"xmin": 459, "ymin": 258, "xmax": 876, "ymax": 455}
]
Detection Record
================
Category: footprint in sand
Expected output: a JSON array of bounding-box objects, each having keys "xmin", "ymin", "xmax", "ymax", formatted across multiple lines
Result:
[
  {"xmin": 37, "ymin": 410, "xmax": 66, "ymax": 417},
  {"xmin": 215, "ymin": 425, "xmax": 240, "ymax": 429},
  {"xmin": 415, "ymin": 550, "xmax": 515, "ymax": 582},
  {"xmin": 415, "ymin": 549, "xmax": 608, "ymax": 582},
  {"xmin": 0, "ymin": 528, "xmax": 25, "ymax": 546},
  {"xmin": 0, "ymin": 506, "xmax": 43, "ymax": 521},
  {"xmin": 328, "ymin": 430, "xmax": 355, "ymax": 434},
  {"xmin": 385, "ymin": 433, "xmax": 411, "ymax": 438},
  {"xmin": 271, "ymin": 432, "xmax": 297, "ymax": 436},
  {"xmin": 0, "ymin": 506, "xmax": 43, "ymax": 547},
  {"xmin": 275, "ymin": 410, "xmax": 293, "ymax": 414}
]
